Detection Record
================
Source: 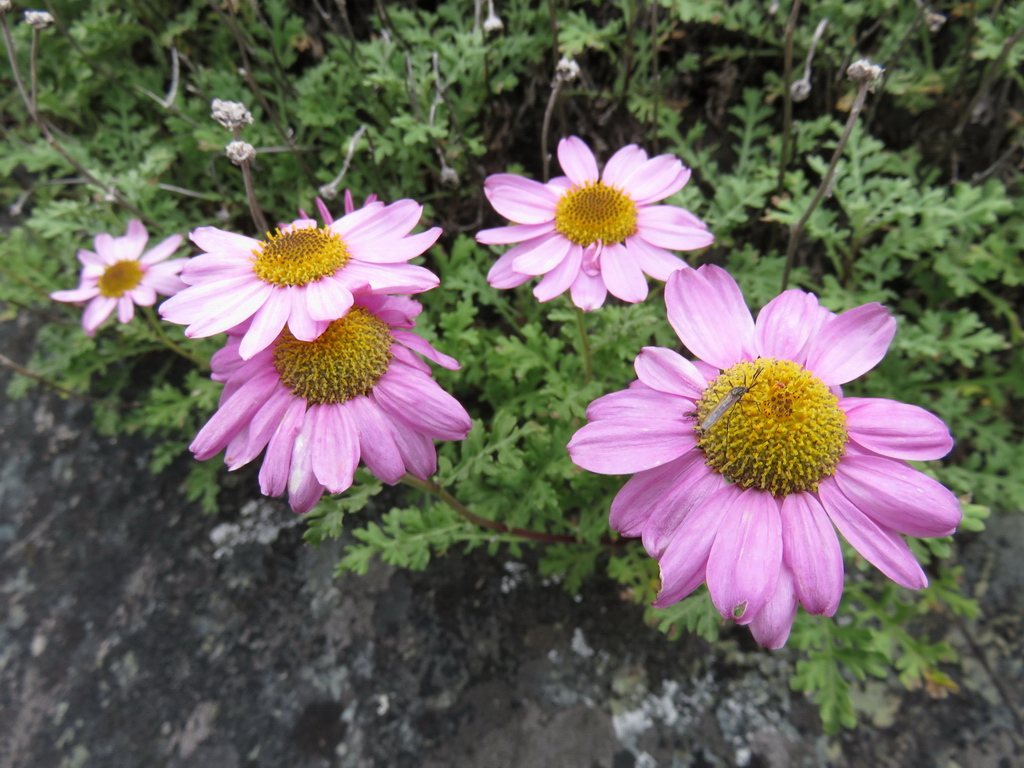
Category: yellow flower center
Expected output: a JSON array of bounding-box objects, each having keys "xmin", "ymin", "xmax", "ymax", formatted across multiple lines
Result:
[
  {"xmin": 97, "ymin": 260, "xmax": 144, "ymax": 298},
  {"xmin": 252, "ymin": 226, "xmax": 350, "ymax": 287},
  {"xmin": 554, "ymin": 181, "xmax": 638, "ymax": 246},
  {"xmin": 694, "ymin": 358, "xmax": 848, "ymax": 496},
  {"xmin": 272, "ymin": 306, "xmax": 393, "ymax": 405}
]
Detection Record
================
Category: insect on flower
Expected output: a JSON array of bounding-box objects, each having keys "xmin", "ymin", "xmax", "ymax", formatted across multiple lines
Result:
[{"xmin": 696, "ymin": 366, "xmax": 763, "ymax": 437}]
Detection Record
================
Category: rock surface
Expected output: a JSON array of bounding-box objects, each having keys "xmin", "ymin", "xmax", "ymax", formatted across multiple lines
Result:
[{"xmin": 1, "ymin": 314, "xmax": 1022, "ymax": 768}]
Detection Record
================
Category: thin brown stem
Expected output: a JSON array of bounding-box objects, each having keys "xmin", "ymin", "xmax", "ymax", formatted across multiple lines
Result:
[
  {"xmin": 239, "ymin": 157, "xmax": 269, "ymax": 236},
  {"xmin": 0, "ymin": 15, "xmax": 149, "ymax": 223},
  {"xmin": 401, "ymin": 474, "xmax": 618, "ymax": 546},
  {"xmin": 540, "ymin": 79, "xmax": 564, "ymax": 182},
  {"xmin": 0, "ymin": 353, "xmax": 121, "ymax": 408},
  {"xmin": 781, "ymin": 79, "xmax": 871, "ymax": 291},
  {"xmin": 776, "ymin": 0, "xmax": 802, "ymax": 194},
  {"xmin": 952, "ymin": 22, "xmax": 1024, "ymax": 141}
]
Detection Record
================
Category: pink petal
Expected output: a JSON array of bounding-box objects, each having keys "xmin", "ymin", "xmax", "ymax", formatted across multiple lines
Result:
[
  {"xmin": 51, "ymin": 286, "xmax": 99, "ymax": 303},
  {"xmin": 601, "ymin": 144, "xmax": 648, "ymax": 189},
  {"xmin": 653, "ymin": 485, "xmax": 736, "ymax": 607},
  {"xmin": 304, "ymin": 277, "xmax": 355, "ymax": 322},
  {"xmin": 325, "ymin": 201, "xmax": 387, "ymax": 239},
  {"xmin": 706, "ymin": 489, "xmax": 782, "ymax": 623},
  {"xmin": 372, "ymin": 368, "xmax": 472, "ymax": 441},
  {"xmin": 190, "ymin": 226, "xmax": 261, "ymax": 256},
  {"xmin": 190, "ymin": 371, "xmax": 278, "ymax": 460},
  {"xmin": 484, "ymin": 174, "xmax": 559, "ymax": 224},
  {"xmin": 665, "ymin": 266, "xmax": 756, "ymax": 369},
  {"xmin": 129, "ymin": 283, "xmax": 158, "ymax": 306},
  {"xmin": 583, "ymin": 384, "xmax": 678, "ymax": 421},
  {"xmin": 567, "ymin": 416, "xmax": 696, "ymax": 475},
  {"xmin": 477, "ymin": 221, "xmax": 557, "ymax": 245},
  {"xmin": 113, "ymin": 219, "xmax": 149, "ymax": 261},
  {"xmin": 310, "ymin": 404, "xmax": 360, "ymax": 493},
  {"xmin": 569, "ymin": 269, "xmax": 607, "ymax": 310},
  {"xmin": 804, "ymin": 304, "xmax": 896, "ymax": 386},
  {"xmin": 753, "ymin": 289, "xmax": 821, "ymax": 363},
  {"xmin": 833, "ymin": 455, "xmax": 961, "ymax": 537},
  {"xmin": 285, "ymin": 293, "xmax": 329, "ymax": 342},
  {"xmin": 139, "ymin": 234, "xmax": 184, "ymax": 265},
  {"xmin": 487, "ymin": 242, "xmax": 539, "ymax": 290},
  {"xmin": 600, "ymin": 242, "xmax": 648, "ymax": 303},
  {"xmin": 339, "ymin": 261, "xmax": 439, "ymax": 295},
  {"xmin": 391, "ymin": 423, "xmax": 437, "ymax": 479},
  {"xmin": 160, "ymin": 275, "xmax": 268, "ymax": 330},
  {"xmin": 339, "ymin": 199, "xmax": 423, "ymax": 242},
  {"xmin": 842, "ymin": 397, "xmax": 953, "ymax": 461},
  {"xmin": 633, "ymin": 347, "xmax": 706, "ymax": 399},
  {"xmin": 392, "ymin": 329, "xmax": 460, "ymax": 370},
  {"xmin": 117, "ymin": 296, "xmax": 136, "ymax": 323},
  {"xmin": 623, "ymin": 236, "xmax": 688, "ymax": 281},
  {"xmin": 347, "ymin": 227, "xmax": 441, "ymax": 264},
  {"xmin": 76, "ymin": 249, "xmax": 105, "ymax": 267},
  {"xmin": 533, "ymin": 243, "xmax": 582, "ymax": 302},
  {"xmin": 229, "ymin": 387, "xmax": 293, "ymax": 468},
  {"xmin": 511, "ymin": 233, "xmax": 572, "ymax": 276},
  {"xmin": 287, "ymin": 418, "xmax": 326, "ymax": 514},
  {"xmin": 258, "ymin": 398, "xmax": 306, "ymax": 496},
  {"xmin": 82, "ymin": 296, "xmax": 116, "ymax": 335},
  {"xmin": 817, "ymin": 479, "xmax": 927, "ymax": 590},
  {"xmin": 638, "ymin": 454, "xmax": 729, "ymax": 557},
  {"xmin": 347, "ymin": 396, "xmax": 406, "ymax": 484},
  {"xmin": 780, "ymin": 492, "xmax": 843, "ymax": 616},
  {"xmin": 635, "ymin": 206, "xmax": 713, "ymax": 251},
  {"xmin": 239, "ymin": 289, "xmax": 291, "ymax": 359},
  {"xmin": 556, "ymin": 136, "xmax": 599, "ymax": 185},
  {"xmin": 609, "ymin": 451, "xmax": 704, "ymax": 538},
  {"xmin": 625, "ymin": 157, "xmax": 692, "ymax": 205},
  {"xmin": 748, "ymin": 566, "xmax": 798, "ymax": 649}
]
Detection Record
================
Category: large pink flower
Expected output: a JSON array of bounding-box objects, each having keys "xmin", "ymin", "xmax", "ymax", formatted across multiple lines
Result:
[
  {"xmin": 160, "ymin": 197, "xmax": 441, "ymax": 360},
  {"xmin": 568, "ymin": 265, "xmax": 960, "ymax": 648},
  {"xmin": 191, "ymin": 294, "xmax": 472, "ymax": 514},
  {"xmin": 50, "ymin": 219, "xmax": 186, "ymax": 336},
  {"xmin": 477, "ymin": 136, "xmax": 713, "ymax": 310}
]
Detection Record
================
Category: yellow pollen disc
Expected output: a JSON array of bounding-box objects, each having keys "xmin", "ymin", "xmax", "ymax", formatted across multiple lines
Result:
[
  {"xmin": 251, "ymin": 226, "xmax": 350, "ymax": 287},
  {"xmin": 97, "ymin": 260, "xmax": 144, "ymax": 298},
  {"xmin": 272, "ymin": 306, "xmax": 393, "ymax": 405},
  {"xmin": 694, "ymin": 358, "xmax": 848, "ymax": 497},
  {"xmin": 554, "ymin": 181, "xmax": 638, "ymax": 246}
]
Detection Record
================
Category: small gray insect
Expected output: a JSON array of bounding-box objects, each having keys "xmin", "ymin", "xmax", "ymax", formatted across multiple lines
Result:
[{"xmin": 697, "ymin": 368, "xmax": 763, "ymax": 436}]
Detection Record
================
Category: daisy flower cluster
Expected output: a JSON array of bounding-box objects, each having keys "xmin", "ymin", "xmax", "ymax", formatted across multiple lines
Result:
[{"xmin": 160, "ymin": 193, "xmax": 472, "ymax": 513}]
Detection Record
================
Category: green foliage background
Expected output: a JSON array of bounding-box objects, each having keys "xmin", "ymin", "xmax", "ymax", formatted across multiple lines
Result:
[{"xmin": 2, "ymin": 0, "xmax": 1021, "ymax": 734}]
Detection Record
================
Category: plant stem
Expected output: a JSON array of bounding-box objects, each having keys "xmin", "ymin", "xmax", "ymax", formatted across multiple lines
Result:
[
  {"xmin": 0, "ymin": 14, "xmax": 150, "ymax": 223},
  {"xmin": 540, "ymin": 78, "xmax": 564, "ymax": 183},
  {"xmin": 238, "ymin": 157, "xmax": 270, "ymax": 236},
  {"xmin": 574, "ymin": 306, "xmax": 593, "ymax": 385},
  {"xmin": 0, "ymin": 352, "xmax": 121, "ymax": 408},
  {"xmin": 141, "ymin": 306, "xmax": 210, "ymax": 371},
  {"xmin": 400, "ymin": 474, "xmax": 590, "ymax": 544},
  {"xmin": 781, "ymin": 79, "xmax": 871, "ymax": 291},
  {"xmin": 776, "ymin": 0, "xmax": 802, "ymax": 195}
]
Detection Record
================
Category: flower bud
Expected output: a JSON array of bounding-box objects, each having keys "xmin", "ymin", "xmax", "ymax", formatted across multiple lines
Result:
[
  {"xmin": 24, "ymin": 10, "xmax": 54, "ymax": 29},
  {"xmin": 225, "ymin": 140, "xmax": 256, "ymax": 165}
]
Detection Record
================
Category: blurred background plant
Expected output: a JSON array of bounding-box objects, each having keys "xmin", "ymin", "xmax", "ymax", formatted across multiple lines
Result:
[{"xmin": 1, "ymin": 0, "xmax": 1021, "ymax": 733}]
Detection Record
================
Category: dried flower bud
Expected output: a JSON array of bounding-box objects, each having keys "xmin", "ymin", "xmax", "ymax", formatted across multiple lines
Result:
[
  {"xmin": 483, "ymin": 13, "xmax": 504, "ymax": 33},
  {"xmin": 0, "ymin": 1, "xmax": 13, "ymax": 14},
  {"xmin": 846, "ymin": 58, "xmax": 884, "ymax": 91},
  {"xmin": 555, "ymin": 56, "xmax": 580, "ymax": 84},
  {"xmin": 24, "ymin": 10, "xmax": 54, "ymax": 29},
  {"xmin": 790, "ymin": 78, "xmax": 812, "ymax": 103},
  {"xmin": 225, "ymin": 140, "xmax": 256, "ymax": 165},
  {"xmin": 439, "ymin": 164, "xmax": 459, "ymax": 188},
  {"xmin": 211, "ymin": 99, "xmax": 253, "ymax": 131},
  {"xmin": 925, "ymin": 11, "xmax": 946, "ymax": 33}
]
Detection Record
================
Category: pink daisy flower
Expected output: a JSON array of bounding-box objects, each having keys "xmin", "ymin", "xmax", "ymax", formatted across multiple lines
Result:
[
  {"xmin": 476, "ymin": 136, "xmax": 714, "ymax": 310},
  {"xmin": 567, "ymin": 265, "xmax": 961, "ymax": 648},
  {"xmin": 160, "ymin": 196, "xmax": 441, "ymax": 360},
  {"xmin": 190, "ymin": 293, "xmax": 472, "ymax": 514},
  {"xmin": 50, "ymin": 219, "xmax": 186, "ymax": 337}
]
